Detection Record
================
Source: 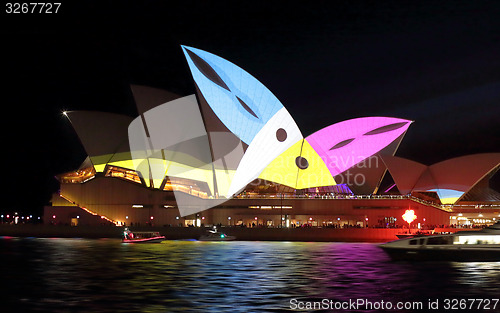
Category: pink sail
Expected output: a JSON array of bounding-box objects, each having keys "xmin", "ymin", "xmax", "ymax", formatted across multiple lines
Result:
[{"xmin": 306, "ymin": 117, "xmax": 412, "ymax": 177}]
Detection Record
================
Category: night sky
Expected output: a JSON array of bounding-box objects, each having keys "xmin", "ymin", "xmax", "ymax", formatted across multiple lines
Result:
[{"xmin": 2, "ymin": 0, "xmax": 500, "ymax": 214}]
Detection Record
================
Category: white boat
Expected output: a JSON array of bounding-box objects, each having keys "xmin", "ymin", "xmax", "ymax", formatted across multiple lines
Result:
[
  {"xmin": 199, "ymin": 226, "xmax": 236, "ymax": 241},
  {"xmin": 380, "ymin": 221, "xmax": 500, "ymax": 261},
  {"xmin": 122, "ymin": 228, "xmax": 165, "ymax": 243}
]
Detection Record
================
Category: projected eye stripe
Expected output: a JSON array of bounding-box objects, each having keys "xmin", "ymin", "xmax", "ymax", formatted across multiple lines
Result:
[
  {"xmin": 185, "ymin": 49, "xmax": 231, "ymax": 92},
  {"xmin": 276, "ymin": 128, "xmax": 287, "ymax": 142},
  {"xmin": 363, "ymin": 122, "xmax": 408, "ymax": 136},
  {"xmin": 329, "ymin": 138, "xmax": 355, "ymax": 150},
  {"xmin": 236, "ymin": 96, "xmax": 259, "ymax": 119}
]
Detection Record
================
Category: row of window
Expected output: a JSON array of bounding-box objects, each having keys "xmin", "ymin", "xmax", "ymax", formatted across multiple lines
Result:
[{"xmin": 409, "ymin": 235, "xmax": 500, "ymax": 246}]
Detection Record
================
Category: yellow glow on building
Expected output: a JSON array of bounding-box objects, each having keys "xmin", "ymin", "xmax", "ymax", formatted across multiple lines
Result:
[
  {"xmin": 107, "ymin": 159, "xmax": 138, "ymax": 171},
  {"xmin": 166, "ymin": 162, "xmax": 214, "ymax": 193},
  {"xmin": 440, "ymin": 197, "xmax": 461, "ymax": 205},
  {"xmin": 214, "ymin": 168, "xmax": 236, "ymax": 197},
  {"xmin": 93, "ymin": 164, "xmax": 106, "ymax": 172}
]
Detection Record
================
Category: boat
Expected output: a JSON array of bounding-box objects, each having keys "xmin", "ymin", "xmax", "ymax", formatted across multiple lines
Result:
[
  {"xmin": 122, "ymin": 228, "xmax": 165, "ymax": 243},
  {"xmin": 380, "ymin": 221, "xmax": 500, "ymax": 261},
  {"xmin": 199, "ymin": 226, "xmax": 236, "ymax": 241}
]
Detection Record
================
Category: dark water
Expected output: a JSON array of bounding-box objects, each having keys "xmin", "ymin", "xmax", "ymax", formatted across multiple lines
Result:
[{"xmin": 1, "ymin": 238, "xmax": 500, "ymax": 312}]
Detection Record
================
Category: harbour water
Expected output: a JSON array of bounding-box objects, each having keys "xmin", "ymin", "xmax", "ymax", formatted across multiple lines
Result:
[{"xmin": 1, "ymin": 238, "xmax": 499, "ymax": 312}]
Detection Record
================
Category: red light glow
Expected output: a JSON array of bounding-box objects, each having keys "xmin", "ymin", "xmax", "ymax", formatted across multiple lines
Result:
[{"xmin": 402, "ymin": 209, "xmax": 417, "ymax": 224}]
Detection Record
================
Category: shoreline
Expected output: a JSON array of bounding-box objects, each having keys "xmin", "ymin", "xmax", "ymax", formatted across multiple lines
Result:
[{"xmin": 0, "ymin": 224, "xmax": 468, "ymax": 242}]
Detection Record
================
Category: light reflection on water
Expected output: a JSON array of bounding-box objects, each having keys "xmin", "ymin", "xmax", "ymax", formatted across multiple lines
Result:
[{"xmin": 1, "ymin": 238, "xmax": 500, "ymax": 312}]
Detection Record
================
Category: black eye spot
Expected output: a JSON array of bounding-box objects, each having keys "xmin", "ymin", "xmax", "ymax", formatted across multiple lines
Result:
[
  {"xmin": 363, "ymin": 122, "xmax": 408, "ymax": 135},
  {"xmin": 329, "ymin": 138, "xmax": 355, "ymax": 150},
  {"xmin": 276, "ymin": 128, "xmax": 287, "ymax": 142},
  {"xmin": 295, "ymin": 156, "xmax": 309, "ymax": 170}
]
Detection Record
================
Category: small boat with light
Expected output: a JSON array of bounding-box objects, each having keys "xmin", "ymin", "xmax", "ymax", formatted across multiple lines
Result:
[
  {"xmin": 122, "ymin": 228, "xmax": 165, "ymax": 243},
  {"xmin": 199, "ymin": 226, "xmax": 236, "ymax": 241},
  {"xmin": 380, "ymin": 221, "xmax": 500, "ymax": 261}
]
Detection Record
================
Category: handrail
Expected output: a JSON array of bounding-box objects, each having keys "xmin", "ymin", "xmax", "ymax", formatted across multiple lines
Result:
[{"xmin": 59, "ymin": 194, "xmax": 121, "ymax": 226}]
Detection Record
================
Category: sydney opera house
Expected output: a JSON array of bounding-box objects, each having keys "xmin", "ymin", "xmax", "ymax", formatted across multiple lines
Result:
[{"xmin": 45, "ymin": 46, "xmax": 500, "ymax": 228}]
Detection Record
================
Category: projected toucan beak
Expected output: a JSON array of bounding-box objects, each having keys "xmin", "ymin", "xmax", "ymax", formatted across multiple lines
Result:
[{"xmin": 258, "ymin": 138, "xmax": 336, "ymax": 189}]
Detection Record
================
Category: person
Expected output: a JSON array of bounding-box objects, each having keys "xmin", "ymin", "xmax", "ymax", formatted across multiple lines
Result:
[{"xmin": 124, "ymin": 228, "xmax": 134, "ymax": 240}]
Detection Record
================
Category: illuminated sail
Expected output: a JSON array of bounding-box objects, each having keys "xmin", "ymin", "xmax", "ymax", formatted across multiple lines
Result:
[{"xmin": 182, "ymin": 46, "xmax": 303, "ymax": 197}]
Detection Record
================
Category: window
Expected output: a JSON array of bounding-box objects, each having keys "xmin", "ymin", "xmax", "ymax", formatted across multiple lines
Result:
[
  {"xmin": 106, "ymin": 166, "xmax": 142, "ymax": 184},
  {"xmin": 427, "ymin": 236, "xmax": 452, "ymax": 245},
  {"xmin": 58, "ymin": 167, "xmax": 95, "ymax": 183}
]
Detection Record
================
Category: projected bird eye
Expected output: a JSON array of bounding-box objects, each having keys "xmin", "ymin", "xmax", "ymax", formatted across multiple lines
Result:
[
  {"xmin": 295, "ymin": 156, "xmax": 309, "ymax": 169},
  {"xmin": 276, "ymin": 128, "xmax": 287, "ymax": 142}
]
